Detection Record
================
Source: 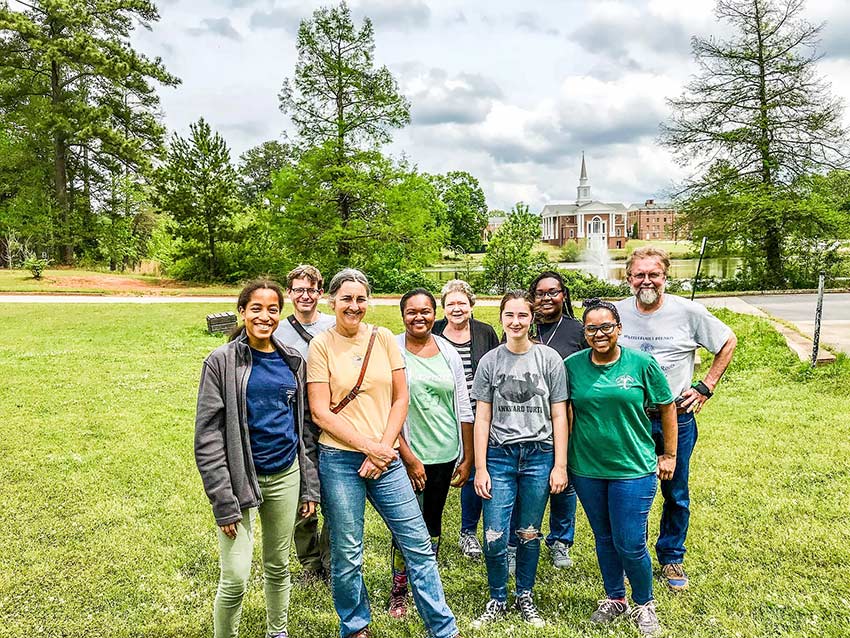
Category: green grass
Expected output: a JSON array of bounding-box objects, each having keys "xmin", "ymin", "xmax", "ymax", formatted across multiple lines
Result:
[{"xmin": 2, "ymin": 304, "xmax": 849, "ymax": 637}]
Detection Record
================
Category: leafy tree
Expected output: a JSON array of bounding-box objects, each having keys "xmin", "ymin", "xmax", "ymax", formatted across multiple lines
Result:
[
  {"xmin": 278, "ymin": 1, "xmax": 410, "ymax": 258},
  {"xmin": 0, "ymin": 0, "xmax": 179, "ymax": 263},
  {"xmin": 153, "ymin": 118, "xmax": 240, "ymax": 280},
  {"xmin": 661, "ymin": 0, "xmax": 848, "ymax": 288},
  {"xmin": 269, "ymin": 142, "xmax": 445, "ymax": 286},
  {"xmin": 428, "ymin": 171, "xmax": 489, "ymax": 253},
  {"xmin": 237, "ymin": 139, "xmax": 295, "ymax": 205},
  {"xmin": 482, "ymin": 203, "xmax": 550, "ymax": 293}
]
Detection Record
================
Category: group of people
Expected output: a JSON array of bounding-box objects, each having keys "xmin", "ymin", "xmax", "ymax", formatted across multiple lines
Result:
[{"xmin": 194, "ymin": 247, "xmax": 737, "ymax": 638}]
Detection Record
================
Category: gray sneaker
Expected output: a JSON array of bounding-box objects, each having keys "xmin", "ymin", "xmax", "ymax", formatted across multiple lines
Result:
[
  {"xmin": 459, "ymin": 531, "xmax": 482, "ymax": 559},
  {"xmin": 590, "ymin": 598, "xmax": 630, "ymax": 623},
  {"xmin": 507, "ymin": 545, "xmax": 516, "ymax": 577},
  {"xmin": 471, "ymin": 598, "xmax": 507, "ymax": 628},
  {"xmin": 514, "ymin": 591, "xmax": 545, "ymax": 627},
  {"xmin": 549, "ymin": 541, "xmax": 573, "ymax": 568},
  {"xmin": 630, "ymin": 600, "xmax": 661, "ymax": 636}
]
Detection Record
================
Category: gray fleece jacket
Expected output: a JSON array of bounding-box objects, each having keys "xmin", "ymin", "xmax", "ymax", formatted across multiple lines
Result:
[{"xmin": 194, "ymin": 331, "xmax": 321, "ymax": 526}]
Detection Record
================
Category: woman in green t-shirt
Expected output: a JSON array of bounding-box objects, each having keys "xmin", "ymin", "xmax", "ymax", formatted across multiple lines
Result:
[
  {"xmin": 565, "ymin": 299, "xmax": 677, "ymax": 637},
  {"xmin": 389, "ymin": 288, "xmax": 475, "ymax": 618}
]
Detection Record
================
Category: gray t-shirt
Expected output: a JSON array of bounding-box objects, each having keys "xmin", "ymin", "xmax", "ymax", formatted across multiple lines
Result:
[
  {"xmin": 273, "ymin": 311, "xmax": 336, "ymax": 360},
  {"xmin": 471, "ymin": 343, "xmax": 569, "ymax": 446},
  {"xmin": 615, "ymin": 294, "xmax": 733, "ymax": 397}
]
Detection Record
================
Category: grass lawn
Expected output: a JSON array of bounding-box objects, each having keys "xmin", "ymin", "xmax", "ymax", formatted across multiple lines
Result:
[{"xmin": 2, "ymin": 303, "xmax": 849, "ymax": 637}]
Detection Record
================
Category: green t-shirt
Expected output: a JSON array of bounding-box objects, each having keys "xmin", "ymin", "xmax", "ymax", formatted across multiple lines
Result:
[
  {"xmin": 407, "ymin": 351, "xmax": 460, "ymax": 465},
  {"xmin": 565, "ymin": 346, "xmax": 674, "ymax": 479}
]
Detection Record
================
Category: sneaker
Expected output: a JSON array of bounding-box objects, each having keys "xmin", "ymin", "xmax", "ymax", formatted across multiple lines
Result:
[
  {"xmin": 471, "ymin": 599, "xmax": 507, "ymax": 628},
  {"xmin": 629, "ymin": 600, "xmax": 661, "ymax": 636},
  {"xmin": 459, "ymin": 531, "xmax": 482, "ymax": 559},
  {"xmin": 590, "ymin": 598, "xmax": 630, "ymax": 623},
  {"xmin": 387, "ymin": 572, "xmax": 408, "ymax": 619},
  {"xmin": 514, "ymin": 591, "xmax": 545, "ymax": 627},
  {"xmin": 660, "ymin": 563, "xmax": 689, "ymax": 591},
  {"xmin": 549, "ymin": 541, "xmax": 573, "ymax": 569},
  {"xmin": 507, "ymin": 545, "xmax": 516, "ymax": 577}
]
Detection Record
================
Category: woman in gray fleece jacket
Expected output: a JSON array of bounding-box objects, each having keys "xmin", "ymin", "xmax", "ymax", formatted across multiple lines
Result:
[{"xmin": 195, "ymin": 279, "xmax": 320, "ymax": 638}]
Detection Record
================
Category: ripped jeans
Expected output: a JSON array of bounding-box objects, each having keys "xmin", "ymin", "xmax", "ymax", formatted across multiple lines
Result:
[{"xmin": 481, "ymin": 442, "xmax": 554, "ymax": 601}]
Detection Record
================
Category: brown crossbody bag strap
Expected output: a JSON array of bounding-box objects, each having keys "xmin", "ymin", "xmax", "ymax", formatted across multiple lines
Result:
[{"xmin": 330, "ymin": 325, "xmax": 379, "ymax": 414}]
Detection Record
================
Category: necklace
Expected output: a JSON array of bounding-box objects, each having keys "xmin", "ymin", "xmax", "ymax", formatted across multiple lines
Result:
[{"xmin": 538, "ymin": 316, "xmax": 564, "ymax": 346}]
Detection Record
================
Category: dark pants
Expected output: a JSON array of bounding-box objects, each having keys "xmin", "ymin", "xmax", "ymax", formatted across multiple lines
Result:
[
  {"xmin": 294, "ymin": 509, "xmax": 330, "ymax": 573},
  {"xmin": 650, "ymin": 412, "xmax": 698, "ymax": 565},
  {"xmin": 418, "ymin": 460, "xmax": 457, "ymax": 538}
]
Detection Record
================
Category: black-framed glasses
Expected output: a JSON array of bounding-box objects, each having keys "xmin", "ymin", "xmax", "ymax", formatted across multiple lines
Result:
[
  {"xmin": 290, "ymin": 287, "xmax": 320, "ymax": 297},
  {"xmin": 584, "ymin": 322, "xmax": 618, "ymax": 335},
  {"xmin": 534, "ymin": 289, "xmax": 563, "ymax": 299}
]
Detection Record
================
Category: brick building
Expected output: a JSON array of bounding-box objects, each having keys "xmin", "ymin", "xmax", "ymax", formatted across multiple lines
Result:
[{"xmin": 626, "ymin": 200, "xmax": 679, "ymax": 241}]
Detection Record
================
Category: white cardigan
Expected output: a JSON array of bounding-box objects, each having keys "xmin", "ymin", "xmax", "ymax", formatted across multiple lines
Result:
[{"xmin": 395, "ymin": 332, "xmax": 474, "ymax": 465}]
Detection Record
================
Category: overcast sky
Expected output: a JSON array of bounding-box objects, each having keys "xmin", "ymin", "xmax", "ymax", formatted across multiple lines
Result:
[{"xmin": 132, "ymin": 0, "xmax": 850, "ymax": 212}]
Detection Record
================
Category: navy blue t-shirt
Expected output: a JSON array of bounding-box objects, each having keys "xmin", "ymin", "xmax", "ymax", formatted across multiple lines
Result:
[{"xmin": 246, "ymin": 348, "xmax": 299, "ymax": 475}]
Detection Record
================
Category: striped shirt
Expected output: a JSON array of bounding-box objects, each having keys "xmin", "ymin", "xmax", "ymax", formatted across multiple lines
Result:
[{"xmin": 443, "ymin": 336, "xmax": 474, "ymax": 411}]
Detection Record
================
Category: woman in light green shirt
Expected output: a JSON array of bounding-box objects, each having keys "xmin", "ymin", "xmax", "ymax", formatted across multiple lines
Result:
[{"xmin": 387, "ymin": 288, "xmax": 474, "ymax": 619}]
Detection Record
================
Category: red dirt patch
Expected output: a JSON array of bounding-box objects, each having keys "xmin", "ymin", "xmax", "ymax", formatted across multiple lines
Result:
[{"xmin": 45, "ymin": 274, "xmax": 194, "ymax": 294}]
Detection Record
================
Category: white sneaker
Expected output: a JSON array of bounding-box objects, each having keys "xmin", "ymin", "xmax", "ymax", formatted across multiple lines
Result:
[
  {"xmin": 630, "ymin": 600, "xmax": 661, "ymax": 636},
  {"xmin": 459, "ymin": 531, "xmax": 482, "ymax": 559},
  {"xmin": 549, "ymin": 540, "xmax": 573, "ymax": 568}
]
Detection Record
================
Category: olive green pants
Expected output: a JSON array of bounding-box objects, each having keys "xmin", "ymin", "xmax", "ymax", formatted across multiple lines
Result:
[{"xmin": 214, "ymin": 460, "xmax": 300, "ymax": 638}]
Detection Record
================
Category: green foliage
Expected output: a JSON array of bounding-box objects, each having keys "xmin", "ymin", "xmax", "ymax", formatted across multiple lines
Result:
[
  {"xmin": 269, "ymin": 143, "xmax": 445, "ymax": 282},
  {"xmin": 154, "ymin": 119, "xmax": 242, "ymax": 281},
  {"xmin": 558, "ymin": 269, "xmax": 629, "ymax": 300},
  {"xmin": 237, "ymin": 140, "xmax": 295, "ymax": 205},
  {"xmin": 661, "ymin": 0, "xmax": 849, "ymax": 288},
  {"xmin": 558, "ymin": 241, "xmax": 582, "ymax": 263},
  {"xmin": 0, "ymin": 0, "xmax": 180, "ymax": 264},
  {"xmin": 481, "ymin": 203, "xmax": 550, "ymax": 293},
  {"xmin": 428, "ymin": 171, "xmax": 489, "ymax": 253},
  {"xmin": 279, "ymin": 1, "xmax": 410, "ymax": 158},
  {"xmin": 22, "ymin": 252, "xmax": 49, "ymax": 279}
]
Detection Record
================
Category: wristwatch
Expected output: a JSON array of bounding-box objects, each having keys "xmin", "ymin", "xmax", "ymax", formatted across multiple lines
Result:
[{"xmin": 692, "ymin": 380, "xmax": 713, "ymax": 399}]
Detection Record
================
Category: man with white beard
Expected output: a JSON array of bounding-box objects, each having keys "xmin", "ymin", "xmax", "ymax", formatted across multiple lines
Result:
[{"xmin": 614, "ymin": 247, "xmax": 737, "ymax": 593}]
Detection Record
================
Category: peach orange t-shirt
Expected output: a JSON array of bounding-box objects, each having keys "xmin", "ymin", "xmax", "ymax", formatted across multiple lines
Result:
[{"xmin": 307, "ymin": 323, "xmax": 405, "ymax": 451}]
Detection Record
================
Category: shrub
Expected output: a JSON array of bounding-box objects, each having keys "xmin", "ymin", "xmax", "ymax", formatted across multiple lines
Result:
[
  {"xmin": 558, "ymin": 241, "xmax": 582, "ymax": 262},
  {"xmin": 23, "ymin": 253, "xmax": 50, "ymax": 280}
]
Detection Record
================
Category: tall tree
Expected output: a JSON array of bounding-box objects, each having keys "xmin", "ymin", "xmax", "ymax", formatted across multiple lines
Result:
[
  {"xmin": 237, "ymin": 139, "xmax": 294, "ymax": 205},
  {"xmin": 154, "ymin": 118, "xmax": 240, "ymax": 280},
  {"xmin": 278, "ymin": 1, "xmax": 410, "ymax": 258},
  {"xmin": 0, "ymin": 0, "xmax": 179, "ymax": 263},
  {"xmin": 428, "ymin": 171, "xmax": 489, "ymax": 253},
  {"xmin": 661, "ymin": 0, "xmax": 848, "ymax": 287},
  {"xmin": 482, "ymin": 203, "xmax": 550, "ymax": 293}
]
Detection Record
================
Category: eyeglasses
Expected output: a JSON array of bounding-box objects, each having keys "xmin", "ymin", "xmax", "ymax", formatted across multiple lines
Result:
[
  {"xmin": 290, "ymin": 287, "xmax": 320, "ymax": 297},
  {"xmin": 628, "ymin": 272, "xmax": 665, "ymax": 281},
  {"xmin": 584, "ymin": 322, "xmax": 618, "ymax": 335},
  {"xmin": 534, "ymin": 289, "xmax": 563, "ymax": 299}
]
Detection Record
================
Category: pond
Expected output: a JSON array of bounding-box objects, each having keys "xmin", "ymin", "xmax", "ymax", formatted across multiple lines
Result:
[{"xmin": 422, "ymin": 257, "xmax": 744, "ymax": 283}]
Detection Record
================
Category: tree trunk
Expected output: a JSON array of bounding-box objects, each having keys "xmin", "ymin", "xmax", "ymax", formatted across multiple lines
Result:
[
  {"xmin": 51, "ymin": 60, "xmax": 73, "ymax": 264},
  {"xmin": 207, "ymin": 219, "xmax": 217, "ymax": 279},
  {"xmin": 763, "ymin": 222, "xmax": 784, "ymax": 288}
]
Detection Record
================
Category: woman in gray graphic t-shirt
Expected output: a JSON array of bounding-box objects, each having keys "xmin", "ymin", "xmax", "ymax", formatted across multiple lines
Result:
[{"xmin": 469, "ymin": 290, "xmax": 569, "ymax": 629}]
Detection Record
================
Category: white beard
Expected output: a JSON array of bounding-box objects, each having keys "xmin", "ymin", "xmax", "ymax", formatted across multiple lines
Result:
[{"xmin": 635, "ymin": 286, "xmax": 661, "ymax": 306}]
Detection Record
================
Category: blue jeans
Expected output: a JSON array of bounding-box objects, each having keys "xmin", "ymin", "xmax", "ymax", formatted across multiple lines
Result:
[
  {"xmin": 571, "ymin": 472, "xmax": 657, "ymax": 605},
  {"xmin": 319, "ymin": 445, "xmax": 458, "ymax": 638},
  {"xmin": 481, "ymin": 442, "xmax": 553, "ymax": 601},
  {"xmin": 460, "ymin": 469, "xmax": 482, "ymax": 534},
  {"xmin": 507, "ymin": 483, "xmax": 576, "ymax": 549},
  {"xmin": 651, "ymin": 412, "xmax": 698, "ymax": 565}
]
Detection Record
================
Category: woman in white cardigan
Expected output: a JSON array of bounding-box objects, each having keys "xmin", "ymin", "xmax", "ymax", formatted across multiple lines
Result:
[{"xmin": 386, "ymin": 288, "xmax": 474, "ymax": 619}]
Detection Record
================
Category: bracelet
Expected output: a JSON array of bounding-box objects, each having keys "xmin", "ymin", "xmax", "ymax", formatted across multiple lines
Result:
[{"xmin": 692, "ymin": 380, "xmax": 713, "ymax": 398}]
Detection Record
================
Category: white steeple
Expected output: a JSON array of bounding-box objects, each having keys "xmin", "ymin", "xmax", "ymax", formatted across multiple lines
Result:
[{"xmin": 576, "ymin": 152, "xmax": 591, "ymax": 204}]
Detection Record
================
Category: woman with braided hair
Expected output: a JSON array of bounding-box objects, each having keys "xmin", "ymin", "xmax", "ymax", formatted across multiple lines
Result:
[{"xmin": 565, "ymin": 298, "xmax": 678, "ymax": 636}]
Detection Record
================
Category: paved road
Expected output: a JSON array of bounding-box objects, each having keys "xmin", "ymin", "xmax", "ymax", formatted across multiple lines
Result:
[{"xmin": 741, "ymin": 292, "xmax": 850, "ymax": 355}]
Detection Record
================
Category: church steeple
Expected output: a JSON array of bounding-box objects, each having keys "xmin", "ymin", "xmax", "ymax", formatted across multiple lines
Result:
[{"xmin": 576, "ymin": 152, "xmax": 591, "ymax": 204}]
